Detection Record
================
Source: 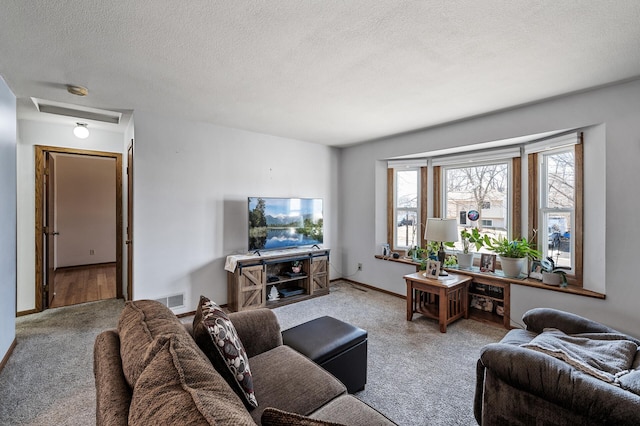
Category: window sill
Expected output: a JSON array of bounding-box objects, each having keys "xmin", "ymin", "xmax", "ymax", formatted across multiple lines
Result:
[{"xmin": 374, "ymin": 255, "xmax": 605, "ymax": 300}]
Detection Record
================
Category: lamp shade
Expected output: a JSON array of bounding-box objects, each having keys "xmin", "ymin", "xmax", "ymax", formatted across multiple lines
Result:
[{"xmin": 424, "ymin": 218, "xmax": 458, "ymax": 243}]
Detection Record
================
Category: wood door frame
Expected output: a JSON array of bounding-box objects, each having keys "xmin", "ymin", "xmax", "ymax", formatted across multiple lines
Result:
[
  {"xmin": 126, "ymin": 140, "xmax": 133, "ymax": 301},
  {"xmin": 35, "ymin": 145, "xmax": 123, "ymax": 312}
]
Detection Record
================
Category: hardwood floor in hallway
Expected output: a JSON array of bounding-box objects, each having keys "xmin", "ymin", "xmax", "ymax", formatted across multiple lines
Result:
[{"xmin": 50, "ymin": 263, "xmax": 117, "ymax": 308}]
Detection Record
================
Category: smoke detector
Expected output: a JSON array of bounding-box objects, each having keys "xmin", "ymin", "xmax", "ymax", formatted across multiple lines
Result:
[{"xmin": 67, "ymin": 85, "xmax": 88, "ymax": 96}]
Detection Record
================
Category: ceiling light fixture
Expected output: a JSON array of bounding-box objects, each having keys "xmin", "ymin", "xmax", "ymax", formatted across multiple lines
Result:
[
  {"xmin": 73, "ymin": 122, "xmax": 89, "ymax": 139},
  {"xmin": 67, "ymin": 85, "xmax": 88, "ymax": 96}
]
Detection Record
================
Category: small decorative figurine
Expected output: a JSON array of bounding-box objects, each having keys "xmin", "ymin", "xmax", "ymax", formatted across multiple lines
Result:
[{"xmin": 268, "ymin": 285, "xmax": 279, "ymax": 301}]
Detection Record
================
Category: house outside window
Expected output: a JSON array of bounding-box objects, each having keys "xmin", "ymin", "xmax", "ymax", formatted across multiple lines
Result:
[{"xmin": 443, "ymin": 161, "xmax": 510, "ymax": 252}]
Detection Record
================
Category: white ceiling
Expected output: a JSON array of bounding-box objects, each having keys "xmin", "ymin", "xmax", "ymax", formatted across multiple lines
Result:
[{"xmin": 1, "ymin": 1, "xmax": 639, "ymax": 147}]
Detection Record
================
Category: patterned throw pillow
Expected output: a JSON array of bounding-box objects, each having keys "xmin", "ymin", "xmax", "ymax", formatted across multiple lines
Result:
[{"xmin": 193, "ymin": 295, "xmax": 258, "ymax": 408}]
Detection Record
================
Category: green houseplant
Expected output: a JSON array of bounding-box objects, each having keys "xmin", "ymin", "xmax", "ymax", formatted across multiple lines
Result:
[
  {"xmin": 484, "ymin": 234, "xmax": 541, "ymax": 278},
  {"xmin": 458, "ymin": 228, "xmax": 485, "ymax": 269}
]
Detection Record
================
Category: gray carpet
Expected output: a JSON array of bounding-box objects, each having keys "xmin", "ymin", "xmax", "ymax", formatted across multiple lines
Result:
[
  {"xmin": 274, "ymin": 282, "xmax": 507, "ymax": 426},
  {"xmin": 0, "ymin": 281, "xmax": 507, "ymax": 425},
  {"xmin": 0, "ymin": 298, "xmax": 124, "ymax": 425}
]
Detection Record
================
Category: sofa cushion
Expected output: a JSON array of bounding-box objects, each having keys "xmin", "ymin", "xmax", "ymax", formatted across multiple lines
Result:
[
  {"xmin": 128, "ymin": 333, "xmax": 256, "ymax": 426},
  {"xmin": 248, "ymin": 345, "xmax": 346, "ymax": 423},
  {"xmin": 262, "ymin": 407, "xmax": 346, "ymax": 426},
  {"xmin": 193, "ymin": 295, "xmax": 258, "ymax": 408},
  {"xmin": 309, "ymin": 395, "xmax": 396, "ymax": 426},
  {"xmin": 117, "ymin": 299, "xmax": 194, "ymax": 387}
]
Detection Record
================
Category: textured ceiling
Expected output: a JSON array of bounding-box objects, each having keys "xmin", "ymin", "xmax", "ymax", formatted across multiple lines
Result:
[{"xmin": 1, "ymin": 1, "xmax": 640, "ymax": 146}]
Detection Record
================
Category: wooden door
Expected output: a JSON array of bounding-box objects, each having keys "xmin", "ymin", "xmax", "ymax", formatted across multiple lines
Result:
[
  {"xmin": 310, "ymin": 256, "xmax": 329, "ymax": 294},
  {"xmin": 44, "ymin": 152, "xmax": 57, "ymax": 307},
  {"xmin": 126, "ymin": 140, "xmax": 134, "ymax": 300},
  {"xmin": 34, "ymin": 145, "xmax": 123, "ymax": 313},
  {"xmin": 232, "ymin": 265, "xmax": 265, "ymax": 311}
]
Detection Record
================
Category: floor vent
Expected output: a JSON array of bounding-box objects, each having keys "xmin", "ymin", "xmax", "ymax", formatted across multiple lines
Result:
[{"xmin": 154, "ymin": 293, "xmax": 185, "ymax": 309}]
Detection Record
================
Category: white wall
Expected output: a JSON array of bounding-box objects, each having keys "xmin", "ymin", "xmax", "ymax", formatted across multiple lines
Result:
[
  {"xmin": 16, "ymin": 120, "xmax": 124, "ymax": 312},
  {"xmin": 0, "ymin": 77, "xmax": 17, "ymax": 362},
  {"xmin": 54, "ymin": 154, "xmax": 116, "ymax": 267},
  {"xmin": 340, "ymin": 79, "xmax": 640, "ymax": 336},
  {"xmin": 132, "ymin": 111, "xmax": 339, "ymax": 314}
]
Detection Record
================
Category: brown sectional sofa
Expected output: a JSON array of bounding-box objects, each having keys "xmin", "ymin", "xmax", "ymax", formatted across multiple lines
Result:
[{"xmin": 94, "ymin": 299, "xmax": 395, "ymax": 425}]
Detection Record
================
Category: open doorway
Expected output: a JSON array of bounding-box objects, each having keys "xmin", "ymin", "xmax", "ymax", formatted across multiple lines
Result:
[{"xmin": 35, "ymin": 146, "xmax": 123, "ymax": 311}]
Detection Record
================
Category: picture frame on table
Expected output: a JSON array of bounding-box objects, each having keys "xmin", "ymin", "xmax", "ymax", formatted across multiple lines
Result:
[
  {"xmin": 424, "ymin": 259, "xmax": 440, "ymax": 278},
  {"xmin": 480, "ymin": 253, "xmax": 496, "ymax": 272},
  {"xmin": 529, "ymin": 260, "xmax": 544, "ymax": 280}
]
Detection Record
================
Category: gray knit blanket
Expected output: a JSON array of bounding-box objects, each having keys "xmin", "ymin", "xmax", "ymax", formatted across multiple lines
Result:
[{"xmin": 522, "ymin": 328, "xmax": 639, "ymax": 390}]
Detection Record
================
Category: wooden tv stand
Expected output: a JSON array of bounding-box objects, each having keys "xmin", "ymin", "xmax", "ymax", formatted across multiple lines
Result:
[{"xmin": 226, "ymin": 248, "xmax": 330, "ymax": 312}]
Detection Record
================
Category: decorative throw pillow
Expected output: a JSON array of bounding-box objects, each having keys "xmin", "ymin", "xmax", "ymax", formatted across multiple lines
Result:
[
  {"xmin": 129, "ymin": 334, "xmax": 255, "ymax": 426},
  {"xmin": 261, "ymin": 408, "xmax": 347, "ymax": 426},
  {"xmin": 193, "ymin": 295, "xmax": 258, "ymax": 408}
]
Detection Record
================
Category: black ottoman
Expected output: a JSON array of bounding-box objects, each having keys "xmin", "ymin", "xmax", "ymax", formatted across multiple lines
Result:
[{"xmin": 282, "ymin": 316, "xmax": 367, "ymax": 393}]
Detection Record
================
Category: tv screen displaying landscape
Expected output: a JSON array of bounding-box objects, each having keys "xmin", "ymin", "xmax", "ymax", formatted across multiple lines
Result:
[{"xmin": 248, "ymin": 197, "xmax": 323, "ymax": 251}]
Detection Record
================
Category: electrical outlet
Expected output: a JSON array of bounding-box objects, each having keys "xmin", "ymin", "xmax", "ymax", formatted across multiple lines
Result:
[
  {"xmin": 90, "ymin": 249, "xmax": 95, "ymax": 255},
  {"xmin": 357, "ymin": 263, "xmax": 362, "ymax": 271}
]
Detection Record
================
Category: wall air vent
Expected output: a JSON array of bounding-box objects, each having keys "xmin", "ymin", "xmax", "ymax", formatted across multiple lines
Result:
[
  {"xmin": 31, "ymin": 98, "xmax": 122, "ymax": 124},
  {"xmin": 154, "ymin": 293, "xmax": 185, "ymax": 309}
]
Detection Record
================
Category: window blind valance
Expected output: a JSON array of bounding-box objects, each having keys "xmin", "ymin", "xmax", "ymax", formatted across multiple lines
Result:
[
  {"xmin": 387, "ymin": 159, "xmax": 428, "ymax": 169},
  {"xmin": 432, "ymin": 146, "xmax": 521, "ymax": 167},
  {"xmin": 386, "ymin": 130, "xmax": 579, "ymax": 168},
  {"xmin": 524, "ymin": 132, "xmax": 579, "ymax": 155}
]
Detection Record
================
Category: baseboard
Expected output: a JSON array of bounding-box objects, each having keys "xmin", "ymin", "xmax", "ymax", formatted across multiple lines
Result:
[
  {"xmin": 16, "ymin": 309, "xmax": 38, "ymax": 317},
  {"xmin": 0, "ymin": 338, "xmax": 17, "ymax": 374},
  {"xmin": 336, "ymin": 278, "xmax": 405, "ymax": 300}
]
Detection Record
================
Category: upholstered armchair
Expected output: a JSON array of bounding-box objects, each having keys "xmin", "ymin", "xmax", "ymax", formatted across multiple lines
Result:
[{"xmin": 474, "ymin": 308, "xmax": 640, "ymax": 425}]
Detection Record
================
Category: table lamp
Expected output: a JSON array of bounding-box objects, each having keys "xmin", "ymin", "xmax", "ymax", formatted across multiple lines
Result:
[{"xmin": 424, "ymin": 218, "xmax": 458, "ymax": 276}]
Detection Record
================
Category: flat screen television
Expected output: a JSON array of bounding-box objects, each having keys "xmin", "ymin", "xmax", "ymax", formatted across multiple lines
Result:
[{"xmin": 248, "ymin": 197, "xmax": 323, "ymax": 252}]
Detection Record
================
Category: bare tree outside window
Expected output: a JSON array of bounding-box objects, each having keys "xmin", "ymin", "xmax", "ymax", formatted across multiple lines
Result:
[
  {"xmin": 445, "ymin": 163, "xmax": 509, "ymax": 252},
  {"xmin": 546, "ymin": 151, "xmax": 575, "ymax": 208}
]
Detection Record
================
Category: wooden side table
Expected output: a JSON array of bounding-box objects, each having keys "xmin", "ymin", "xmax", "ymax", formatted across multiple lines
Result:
[{"xmin": 404, "ymin": 272, "xmax": 472, "ymax": 333}]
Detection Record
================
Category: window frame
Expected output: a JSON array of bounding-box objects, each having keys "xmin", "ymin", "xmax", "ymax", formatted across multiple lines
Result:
[
  {"xmin": 387, "ymin": 166, "xmax": 428, "ymax": 252},
  {"xmin": 528, "ymin": 137, "xmax": 583, "ymax": 285},
  {"xmin": 385, "ymin": 132, "xmax": 583, "ymax": 287}
]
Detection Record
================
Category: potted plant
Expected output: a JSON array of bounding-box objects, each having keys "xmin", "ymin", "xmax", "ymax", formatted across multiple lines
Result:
[
  {"xmin": 458, "ymin": 228, "xmax": 485, "ymax": 269},
  {"xmin": 426, "ymin": 241, "xmax": 441, "ymax": 260},
  {"xmin": 291, "ymin": 260, "xmax": 302, "ymax": 274},
  {"xmin": 539, "ymin": 258, "xmax": 568, "ymax": 287},
  {"xmin": 484, "ymin": 234, "xmax": 541, "ymax": 278},
  {"xmin": 444, "ymin": 254, "xmax": 458, "ymax": 268}
]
